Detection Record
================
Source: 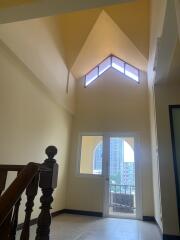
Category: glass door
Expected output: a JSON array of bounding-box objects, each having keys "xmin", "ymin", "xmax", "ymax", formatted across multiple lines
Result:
[{"xmin": 104, "ymin": 134, "xmax": 141, "ymax": 219}]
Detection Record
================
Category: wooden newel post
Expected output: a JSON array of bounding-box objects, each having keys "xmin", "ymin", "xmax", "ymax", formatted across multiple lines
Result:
[{"xmin": 35, "ymin": 146, "xmax": 58, "ymax": 240}]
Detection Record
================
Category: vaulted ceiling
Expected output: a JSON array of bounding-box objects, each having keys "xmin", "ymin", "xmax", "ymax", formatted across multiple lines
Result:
[
  {"xmin": 0, "ymin": 0, "xmax": 134, "ymax": 23},
  {"xmin": 71, "ymin": 10, "xmax": 148, "ymax": 79},
  {"xmin": 0, "ymin": 0, "xmax": 150, "ymax": 112},
  {"xmin": 0, "ymin": 0, "xmax": 150, "ymax": 78},
  {"xmin": 0, "ymin": 0, "xmax": 36, "ymax": 9},
  {"xmin": 53, "ymin": 0, "xmax": 150, "ymax": 69}
]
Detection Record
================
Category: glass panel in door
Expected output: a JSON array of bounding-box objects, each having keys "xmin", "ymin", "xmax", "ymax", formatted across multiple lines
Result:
[{"xmin": 108, "ymin": 137, "xmax": 136, "ymax": 218}]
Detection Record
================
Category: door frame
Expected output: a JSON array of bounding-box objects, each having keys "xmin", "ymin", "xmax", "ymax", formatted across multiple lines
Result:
[
  {"xmin": 169, "ymin": 105, "xmax": 180, "ymax": 230},
  {"xmin": 102, "ymin": 132, "xmax": 143, "ymax": 220}
]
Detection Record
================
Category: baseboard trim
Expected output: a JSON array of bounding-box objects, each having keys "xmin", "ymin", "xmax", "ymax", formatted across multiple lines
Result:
[
  {"xmin": 152, "ymin": 218, "xmax": 180, "ymax": 240},
  {"xmin": 17, "ymin": 210, "xmax": 65, "ymax": 231},
  {"xmin": 143, "ymin": 216, "xmax": 156, "ymax": 222},
  {"xmin": 63, "ymin": 209, "xmax": 103, "ymax": 217},
  {"xmin": 17, "ymin": 218, "xmax": 38, "ymax": 231},
  {"xmin": 163, "ymin": 235, "xmax": 180, "ymax": 240},
  {"xmin": 51, "ymin": 209, "xmax": 66, "ymax": 217},
  {"xmin": 17, "ymin": 209, "xmax": 103, "ymax": 230}
]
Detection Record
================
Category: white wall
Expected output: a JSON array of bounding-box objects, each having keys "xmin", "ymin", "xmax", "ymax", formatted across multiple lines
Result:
[
  {"xmin": 155, "ymin": 84, "xmax": 180, "ymax": 235},
  {"xmin": 148, "ymin": 83, "xmax": 162, "ymax": 229},
  {"xmin": 0, "ymin": 40, "xmax": 73, "ymax": 222},
  {"xmin": 67, "ymin": 69, "xmax": 154, "ymax": 217},
  {"xmin": 148, "ymin": 0, "xmax": 180, "ymax": 235},
  {"xmin": 147, "ymin": 0, "xmax": 167, "ymax": 230}
]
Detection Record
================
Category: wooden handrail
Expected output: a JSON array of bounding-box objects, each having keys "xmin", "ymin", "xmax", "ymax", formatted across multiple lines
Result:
[
  {"xmin": 0, "ymin": 164, "xmax": 50, "ymax": 173},
  {"xmin": 0, "ymin": 163, "xmax": 40, "ymax": 226},
  {"xmin": 0, "ymin": 145, "xmax": 58, "ymax": 239},
  {"xmin": 0, "ymin": 165, "xmax": 26, "ymax": 172}
]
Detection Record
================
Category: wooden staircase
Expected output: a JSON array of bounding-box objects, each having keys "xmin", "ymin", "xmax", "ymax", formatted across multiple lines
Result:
[{"xmin": 0, "ymin": 146, "xmax": 59, "ymax": 240}]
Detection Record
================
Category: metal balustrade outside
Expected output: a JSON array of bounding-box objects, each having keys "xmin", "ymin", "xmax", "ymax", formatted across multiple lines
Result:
[{"xmin": 109, "ymin": 184, "xmax": 136, "ymax": 214}]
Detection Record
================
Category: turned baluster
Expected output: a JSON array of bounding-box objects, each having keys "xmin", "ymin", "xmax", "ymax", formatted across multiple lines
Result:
[
  {"xmin": 35, "ymin": 146, "xmax": 58, "ymax": 240},
  {"xmin": 20, "ymin": 174, "xmax": 39, "ymax": 240},
  {"xmin": 10, "ymin": 197, "xmax": 22, "ymax": 240},
  {"xmin": 0, "ymin": 170, "xmax": 11, "ymax": 238},
  {"xmin": 10, "ymin": 171, "xmax": 22, "ymax": 240},
  {"xmin": 0, "ymin": 209, "xmax": 13, "ymax": 239}
]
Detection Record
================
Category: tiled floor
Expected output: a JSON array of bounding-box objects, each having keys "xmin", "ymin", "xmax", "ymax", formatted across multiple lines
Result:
[
  {"xmin": 17, "ymin": 214, "xmax": 162, "ymax": 240},
  {"xmin": 109, "ymin": 207, "xmax": 136, "ymax": 219}
]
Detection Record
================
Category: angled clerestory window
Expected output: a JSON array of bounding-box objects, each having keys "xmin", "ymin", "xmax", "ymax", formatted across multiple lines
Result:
[
  {"xmin": 99, "ymin": 57, "xmax": 111, "ymax": 75},
  {"xmin": 85, "ymin": 55, "xmax": 140, "ymax": 87},
  {"xmin": 112, "ymin": 56, "xmax": 124, "ymax": 73},
  {"xmin": 125, "ymin": 63, "xmax": 139, "ymax": 82}
]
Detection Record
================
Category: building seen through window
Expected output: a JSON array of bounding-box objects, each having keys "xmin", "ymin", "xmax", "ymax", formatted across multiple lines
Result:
[{"xmin": 93, "ymin": 138, "xmax": 135, "ymax": 187}]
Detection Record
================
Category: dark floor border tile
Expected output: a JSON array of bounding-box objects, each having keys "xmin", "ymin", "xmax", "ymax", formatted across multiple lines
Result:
[
  {"xmin": 143, "ymin": 216, "xmax": 156, "ymax": 222},
  {"xmin": 163, "ymin": 235, "xmax": 180, "ymax": 240},
  {"xmin": 17, "ymin": 218, "xmax": 38, "ymax": 231},
  {"xmin": 51, "ymin": 209, "xmax": 66, "ymax": 217},
  {"xmin": 152, "ymin": 218, "xmax": 180, "ymax": 240}
]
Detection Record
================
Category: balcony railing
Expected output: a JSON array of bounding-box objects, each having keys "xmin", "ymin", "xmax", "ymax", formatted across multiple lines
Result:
[{"xmin": 109, "ymin": 184, "xmax": 136, "ymax": 213}]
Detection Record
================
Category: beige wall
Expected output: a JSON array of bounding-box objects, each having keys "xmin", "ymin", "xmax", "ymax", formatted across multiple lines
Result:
[
  {"xmin": 67, "ymin": 68, "xmax": 154, "ymax": 216},
  {"xmin": 154, "ymin": 84, "xmax": 180, "ymax": 235},
  {"xmin": 0, "ymin": 17, "xmax": 76, "ymax": 114},
  {"xmin": 0, "ymin": 40, "xmax": 73, "ymax": 222}
]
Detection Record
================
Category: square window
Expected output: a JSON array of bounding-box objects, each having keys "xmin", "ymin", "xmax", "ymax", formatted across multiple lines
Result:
[{"xmin": 80, "ymin": 136, "xmax": 103, "ymax": 175}]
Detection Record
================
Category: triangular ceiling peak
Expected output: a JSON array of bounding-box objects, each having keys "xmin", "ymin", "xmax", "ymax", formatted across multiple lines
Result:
[
  {"xmin": 71, "ymin": 10, "xmax": 148, "ymax": 79},
  {"xmin": 53, "ymin": 8, "xmax": 102, "ymax": 69},
  {"xmin": 48, "ymin": 0, "xmax": 149, "ymax": 71},
  {"xmin": 104, "ymin": 0, "xmax": 150, "ymax": 59}
]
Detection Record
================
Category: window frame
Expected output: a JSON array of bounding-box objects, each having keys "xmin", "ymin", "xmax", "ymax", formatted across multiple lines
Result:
[
  {"xmin": 93, "ymin": 141, "xmax": 103, "ymax": 175},
  {"xmin": 76, "ymin": 132, "xmax": 105, "ymax": 178},
  {"xmin": 84, "ymin": 54, "xmax": 140, "ymax": 87},
  {"xmin": 124, "ymin": 62, "xmax": 140, "ymax": 82},
  {"xmin": 76, "ymin": 132, "xmax": 142, "ymax": 220}
]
